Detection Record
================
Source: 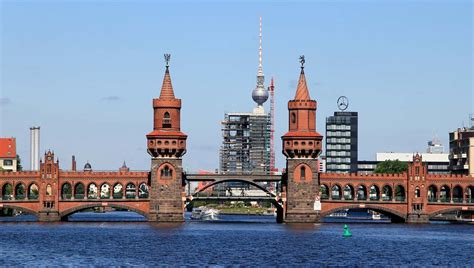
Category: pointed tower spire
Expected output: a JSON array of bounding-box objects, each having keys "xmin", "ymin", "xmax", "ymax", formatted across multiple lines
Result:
[
  {"xmin": 252, "ymin": 17, "xmax": 269, "ymax": 110},
  {"xmin": 159, "ymin": 54, "xmax": 175, "ymax": 100},
  {"xmin": 258, "ymin": 16, "xmax": 263, "ymax": 76},
  {"xmin": 294, "ymin": 55, "xmax": 311, "ymax": 101}
]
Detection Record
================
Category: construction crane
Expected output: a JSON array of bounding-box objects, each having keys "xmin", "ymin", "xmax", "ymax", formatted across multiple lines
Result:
[{"xmin": 269, "ymin": 77, "xmax": 276, "ymax": 174}]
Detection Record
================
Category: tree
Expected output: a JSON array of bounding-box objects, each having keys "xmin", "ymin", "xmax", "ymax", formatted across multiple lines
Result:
[
  {"xmin": 16, "ymin": 155, "xmax": 22, "ymax": 171},
  {"xmin": 374, "ymin": 160, "xmax": 408, "ymax": 174}
]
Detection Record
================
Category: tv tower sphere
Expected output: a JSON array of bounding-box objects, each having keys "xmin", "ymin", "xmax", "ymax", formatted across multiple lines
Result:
[{"xmin": 252, "ymin": 85, "xmax": 269, "ymax": 106}]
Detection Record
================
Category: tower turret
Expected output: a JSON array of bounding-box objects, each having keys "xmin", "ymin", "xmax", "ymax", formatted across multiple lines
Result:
[
  {"xmin": 282, "ymin": 56, "xmax": 323, "ymax": 159},
  {"xmin": 146, "ymin": 54, "xmax": 187, "ymax": 158},
  {"xmin": 281, "ymin": 56, "xmax": 323, "ymax": 223}
]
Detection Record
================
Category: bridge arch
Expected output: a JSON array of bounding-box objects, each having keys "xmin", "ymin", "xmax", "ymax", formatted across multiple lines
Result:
[
  {"xmin": 193, "ymin": 178, "xmax": 276, "ymax": 198},
  {"xmin": 429, "ymin": 207, "xmax": 474, "ymax": 219},
  {"xmin": 0, "ymin": 204, "xmax": 39, "ymax": 217},
  {"xmin": 59, "ymin": 203, "xmax": 148, "ymax": 220},
  {"xmin": 321, "ymin": 204, "xmax": 406, "ymax": 222}
]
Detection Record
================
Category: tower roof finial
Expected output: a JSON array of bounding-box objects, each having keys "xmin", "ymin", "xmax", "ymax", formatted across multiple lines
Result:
[
  {"xmin": 299, "ymin": 55, "xmax": 305, "ymax": 70},
  {"xmin": 159, "ymin": 53, "xmax": 175, "ymax": 100},
  {"xmin": 295, "ymin": 55, "xmax": 311, "ymax": 100},
  {"xmin": 164, "ymin": 53, "xmax": 171, "ymax": 68}
]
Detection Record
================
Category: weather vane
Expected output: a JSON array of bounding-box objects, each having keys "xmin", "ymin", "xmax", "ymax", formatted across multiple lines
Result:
[
  {"xmin": 299, "ymin": 55, "xmax": 305, "ymax": 69},
  {"xmin": 164, "ymin": 54, "xmax": 171, "ymax": 67}
]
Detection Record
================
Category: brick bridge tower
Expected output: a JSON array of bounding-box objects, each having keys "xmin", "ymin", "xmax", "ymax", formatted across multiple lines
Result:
[
  {"xmin": 38, "ymin": 151, "xmax": 61, "ymax": 221},
  {"xmin": 281, "ymin": 56, "xmax": 323, "ymax": 223},
  {"xmin": 146, "ymin": 54, "xmax": 187, "ymax": 222},
  {"xmin": 407, "ymin": 154, "xmax": 429, "ymax": 223}
]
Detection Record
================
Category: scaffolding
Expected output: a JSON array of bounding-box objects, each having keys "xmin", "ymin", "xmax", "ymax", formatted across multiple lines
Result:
[{"xmin": 220, "ymin": 112, "xmax": 271, "ymax": 175}]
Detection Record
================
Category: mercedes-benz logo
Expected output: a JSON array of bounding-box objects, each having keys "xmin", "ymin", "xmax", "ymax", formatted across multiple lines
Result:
[{"xmin": 337, "ymin": 96, "xmax": 349, "ymax": 111}]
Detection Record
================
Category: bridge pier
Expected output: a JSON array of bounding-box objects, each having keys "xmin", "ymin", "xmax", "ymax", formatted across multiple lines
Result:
[
  {"xmin": 38, "ymin": 210, "xmax": 61, "ymax": 222},
  {"xmin": 406, "ymin": 213, "xmax": 429, "ymax": 224}
]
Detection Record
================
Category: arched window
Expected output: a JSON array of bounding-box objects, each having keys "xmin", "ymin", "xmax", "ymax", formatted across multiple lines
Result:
[
  {"xmin": 162, "ymin": 112, "xmax": 171, "ymax": 128},
  {"xmin": 113, "ymin": 183, "xmax": 123, "ymax": 199},
  {"xmin": 29, "ymin": 184, "xmax": 39, "ymax": 200},
  {"xmin": 100, "ymin": 183, "xmax": 110, "ymax": 199},
  {"xmin": 139, "ymin": 183, "xmax": 149, "ymax": 198},
  {"xmin": 15, "ymin": 183, "xmax": 26, "ymax": 200},
  {"xmin": 300, "ymin": 166, "xmax": 306, "ymax": 180},
  {"xmin": 161, "ymin": 165, "xmax": 172, "ymax": 178},
  {"xmin": 46, "ymin": 184, "xmax": 53, "ymax": 196},
  {"xmin": 291, "ymin": 112, "xmax": 296, "ymax": 124},
  {"xmin": 126, "ymin": 183, "xmax": 136, "ymax": 199},
  {"xmin": 61, "ymin": 183, "xmax": 72, "ymax": 199},
  {"xmin": 415, "ymin": 187, "xmax": 420, "ymax": 198},
  {"xmin": 74, "ymin": 183, "xmax": 85, "ymax": 199}
]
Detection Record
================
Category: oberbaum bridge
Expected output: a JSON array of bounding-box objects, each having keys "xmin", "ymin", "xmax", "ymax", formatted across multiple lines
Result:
[{"xmin": 1, "ymin": 56, "xmax": 473, "ymax": 223}]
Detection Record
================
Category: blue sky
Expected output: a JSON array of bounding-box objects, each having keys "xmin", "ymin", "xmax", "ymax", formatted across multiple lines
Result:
[{"xmin": 1, "ymin": 0, "xmax": 472, "ymax": 171}]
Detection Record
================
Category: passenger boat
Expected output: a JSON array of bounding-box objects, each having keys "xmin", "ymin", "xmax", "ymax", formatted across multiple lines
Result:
[{"xmin": 191, "ymin": 207, "xmax": 219, "ymax": 220}]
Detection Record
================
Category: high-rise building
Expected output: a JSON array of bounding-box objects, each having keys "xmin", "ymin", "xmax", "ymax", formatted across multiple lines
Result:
[
  {"xmin": 30, "ymin": 126, "xmax": 40, "ymax": 171},
  {"xmin": 325, "ymin": 111, "xmax": 358, "ymax": 173},
  {"xmin": 219, "ymin": 17, "xmax": 271, "ymax": 176},
  {"xmin": 0, "ymin": 137, "xmax": 17, "ymax": 172},
  {"xmin": 449, "ymin": 125, "xmax": 474, "ymax": 175}
]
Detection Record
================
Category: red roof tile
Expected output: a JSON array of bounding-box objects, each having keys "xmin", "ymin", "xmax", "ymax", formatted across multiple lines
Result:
[{"xmin": 0, "ymin": 138, "xmax": 16, "ymax": 158}]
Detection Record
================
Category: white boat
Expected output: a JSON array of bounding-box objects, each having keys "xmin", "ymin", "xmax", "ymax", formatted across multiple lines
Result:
[{"xmin": 191, "ymin": 207, "xmax": 219, "ymax": 220}]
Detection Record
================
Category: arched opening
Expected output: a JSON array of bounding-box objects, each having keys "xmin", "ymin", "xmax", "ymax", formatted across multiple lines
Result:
[
  {"xmin": 331, "ymin": 185, "xmax": 341, "ymax": 200},
  {"xmin": 139, "ymin": 183, "xmax": 149, "ymax": 198},
  {"xmin": 320, "ymin": 185, "xmax": 329, "ymax": 200},
  {"xmin": 453, "ymin": 186, "xmax": 463, "ymax": 203},
  {"xmin": 61, "ymin": 204, "xmax": 147, "ymax": 222},
  {"xmin": 369, "ymin": 185, "xmax": 380, "ymax": 201},
  {"xmin": 357, "ymin": 185, "xmax": 367, "ymax": 200},
  {"xmin": 126, "ymin": 183, "xmax": 136, "ymax": 199},
  {"xmin": 440, "ymin": 185, "xmax": 450, "ymax": 202},
  {"xmin": 74, "ymin": 183, "xmax": 85, "ymax": 199},
  {"xmin": 161, "ymin": 165, "xmax": 173, "ymax": 178},
  {"xmin": 322, "ymin": 205, "xmax": 406, "ymax": 223},
  {"xmin": 162, "ymin": 112, "xmax": 171, "ymax": 128},
  {"xmin": 100, "ymin": 183, "xmax": 110, "ymax": 199},
  {"xmin": 415, "ymin": 187, "xmax": 420, "ymax": 198},
  {"xmin": 2, "ymin": 184, "xmax": 13, "ymax": 200},
  {"xmin": 382, "ymin": 185, "xmax": 392, "ymax": 201},
  {"xmin": 28, "ymin": 184, "xmax": 39, "ymax": 200},
  {"xmin": 113, "ymin": 183, "xmax": 123, "ymax": 199},
  {"xmin": 343, "ymin": 185, "xmax": 354, "ymax": 200},
  {"xmin": 300, "ymin": 166, "xmax": 306, "ymax": 181},
  {"xmin": 188, "ymin": 178, "xmax": 283, "ymax": 223},
  {"xmin": 467, "ymin": 186, "xmax": 474, "ymax": 203},
  {"xmin": 15, "ymin": 183, "xmax": 26, "ymax": 200},
  {"xmin": 61, "ymin": 183, "xmax": 72, "ymax": 200},
  {"xmin": 87, "ymin": 183, "xmax": 98, "ymax": 199},
  {"xmin": 0, "ymin": 205, "xmax": 38, "ymax": 221},
  {"xmin": 428, "ymin": 185, "xmax": 437, "ymax": 202},
  {"xmin": 395, "ymin": 185, "xmax": 405, "ymax": 201},
  {"xmin": 291, "ymin": 112, "xmax": 296, "ymax": 124},
  {"xmin": 46, "ymin": 184, "xmax": 52, "ymax": 196}
]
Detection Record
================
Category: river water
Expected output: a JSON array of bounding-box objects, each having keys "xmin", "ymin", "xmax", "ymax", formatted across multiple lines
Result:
[{"xmin": 0, "ymin": 212, "xmax": 473, "ymax": 266}]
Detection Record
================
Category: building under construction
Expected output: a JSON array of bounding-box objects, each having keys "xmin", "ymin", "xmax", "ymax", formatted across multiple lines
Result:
[
  {"xmin": 220, "ymin": 112, "xmax": 271, "ymax": 175},
  {"xmin": 219, "ymin": 17, "xmax": 273, "ymax": 177}
]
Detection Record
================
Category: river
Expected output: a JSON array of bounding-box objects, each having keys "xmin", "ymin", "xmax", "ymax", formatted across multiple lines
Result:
[{"xmin": 0, "ymin": 212, "xmax": 473, "ymax": 266}]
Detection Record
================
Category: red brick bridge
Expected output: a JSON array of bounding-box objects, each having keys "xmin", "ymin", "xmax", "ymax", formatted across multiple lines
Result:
[{"xmin": 1, "ymin": 58, "xmax": 473, "ymax": 223}]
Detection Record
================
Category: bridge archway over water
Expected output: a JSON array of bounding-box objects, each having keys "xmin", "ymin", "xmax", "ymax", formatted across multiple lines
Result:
[
  {"xmin": 321, "ymin": 204, "xmax": 407, "ymax": 223},
  {"xmin": 59, "ymin": 204, "xmax": 148, "ymax": 221},
  {"xmin": 187, "ymin": 178, "xmax": 283, "ymax": 223},
  {"xmin": 0, "ymin": 204, "xmax": 39, "ymax": 219}
]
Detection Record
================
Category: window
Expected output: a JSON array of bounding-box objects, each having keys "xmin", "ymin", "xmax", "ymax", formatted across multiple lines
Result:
[
  {"xmin": 3, "ymin": 159, "xmax": 13, "ymax": 166},
  {"xmin": 415, "ymin": 187, "xmax": 420, "ymax": 198},
  {"xmin": 291, "ymin": 113, "xmax": 296, "ymax": 124},
  {"xmin": 415, "ymin": 167, "xmax": 420, "ymax": 175},
  {"xmin": 300, "ymin": 166, "xmax": 306, "ymax": 180},
  {"xmin": 161, "ymin": 165, "xmax": 173, "ymax": 178},
  {"xmin": 162, "ymin": 112, "xmax": 171, "ymax": 128}
]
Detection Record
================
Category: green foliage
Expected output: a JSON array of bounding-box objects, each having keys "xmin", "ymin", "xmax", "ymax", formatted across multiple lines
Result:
[
  {"xmin": 16, "ymin": 155, "xmax": 22, "ymax": 171},
  {"xmin": 374, "ymin": 160, "xmax": 408, "ymax": 174}
]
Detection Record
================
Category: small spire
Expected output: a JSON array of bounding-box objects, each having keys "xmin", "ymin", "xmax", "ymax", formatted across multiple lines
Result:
[
  {"xmin": 294, "ymin": 56, "xmax": 311, "ymax": 101},
  {"xmin": 122, "ymin": 161, "xmax": 127, "ymax": 168},
  {"xmin": 159, "ymin": 53, "xmax": 176, "ymax": 100}
]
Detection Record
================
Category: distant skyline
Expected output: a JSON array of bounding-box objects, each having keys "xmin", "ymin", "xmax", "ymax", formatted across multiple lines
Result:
[{"xmin": 1, "ymin": 1, "xmax": 472, "ymax": 171}]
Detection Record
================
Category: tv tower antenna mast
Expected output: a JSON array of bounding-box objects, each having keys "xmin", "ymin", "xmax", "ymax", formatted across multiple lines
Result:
[{"xmin": 269, "ymin": 77, "xmax": 275, "ymax": 174}]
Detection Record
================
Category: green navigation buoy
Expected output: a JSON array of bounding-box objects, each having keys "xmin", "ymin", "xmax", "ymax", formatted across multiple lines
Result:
[{"xmin": 343, "ymin": 224, "xmax": 352, "ymax": 237}]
